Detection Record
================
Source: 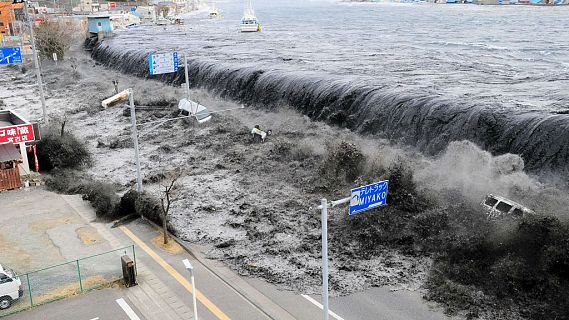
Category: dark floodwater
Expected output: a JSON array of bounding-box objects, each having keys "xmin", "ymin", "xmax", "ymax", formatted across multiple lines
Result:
[
  {"xmin": 117, "ymin": 0, "xmax": 569, "ymax": 110},
  {"xmin": 93, "ymin": 0, "xmax": 569, "ymax": 176}
]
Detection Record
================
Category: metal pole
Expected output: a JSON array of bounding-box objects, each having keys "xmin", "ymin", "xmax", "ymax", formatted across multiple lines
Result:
[
  {"xmin": 26, "ymin": 1, "xmax": 48, "ymax": 124},
  {"xmin": 190, "ymin": 269, "xmax": 198, "ymax": 320},
  {"xmin": 129, "ymin": 90, "xmax": 143, "ymax": 193},
  {"xmin": 321, "ymin": 198, "xmax": 329, "ymax": 320},
  {"xmin": 76, "ymin": 260, "xmax": 83, "ymax": 292},
  {"xmin": 183, "ymin": 51, "xmax": 190, "ymax": 100}
]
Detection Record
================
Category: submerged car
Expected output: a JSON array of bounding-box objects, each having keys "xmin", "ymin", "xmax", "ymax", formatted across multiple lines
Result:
[{"xmin": 481, "ymin": 194, "xmax": 535, "ymax": 220}]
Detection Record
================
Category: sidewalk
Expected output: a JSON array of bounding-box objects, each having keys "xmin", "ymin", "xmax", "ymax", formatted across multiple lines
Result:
[{"xmin": 62, "ymin": 195, "xmax": 195, "ymax": 320}]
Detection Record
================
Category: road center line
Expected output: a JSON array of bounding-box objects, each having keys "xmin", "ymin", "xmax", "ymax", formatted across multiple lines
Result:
[
  {"xmin": 301, "ymin": 294, "xmax": 346, "ymax": 320},
  {"xmin": 116, "ymin": 298, "xmax": 142, "ymax": 320},
  {"xmin": 119, "ymin": 226, "xmax": 231, "ymax": 320}
]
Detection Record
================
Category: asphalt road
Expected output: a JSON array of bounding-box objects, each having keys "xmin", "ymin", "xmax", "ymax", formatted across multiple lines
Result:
[{"xmin": 4, "ymin": 288, "xmax": 146, "ymax": 320}]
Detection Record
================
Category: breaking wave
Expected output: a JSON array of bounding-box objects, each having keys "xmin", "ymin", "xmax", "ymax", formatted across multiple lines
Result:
[{"xmin": 91, "ymin": 41, "xmax": 569, "ymax": 178}]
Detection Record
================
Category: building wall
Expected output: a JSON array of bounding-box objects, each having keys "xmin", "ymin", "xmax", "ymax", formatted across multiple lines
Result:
[
  {"xmin": 0, "ymin": 2, "xmax": 20, "ymax": 35},
  {"xmin": 87, "ymin": 17, "xmax": 112, "ymax": 33}
]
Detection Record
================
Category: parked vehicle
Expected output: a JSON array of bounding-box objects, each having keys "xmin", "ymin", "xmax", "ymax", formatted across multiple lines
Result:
[
  {"xmin": 0, "ymin": 264, "xmax": 23, "ymax": 310},
  {"xmin": 481, "ymin": 194, "xmax": 535, "ymax": 220}
]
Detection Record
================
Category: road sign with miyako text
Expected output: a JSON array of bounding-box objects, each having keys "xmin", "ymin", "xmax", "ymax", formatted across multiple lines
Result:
[
  {"xmin": 0, "ymin": 124, "xmax": 35, "ymax": 144},
  {"xmin": 148, "ymin": 51, "xmax": 179, "ymax": 75},
  {"xmin": 349, "ymin": 180, "xmax": 388, "ymax": 215}
]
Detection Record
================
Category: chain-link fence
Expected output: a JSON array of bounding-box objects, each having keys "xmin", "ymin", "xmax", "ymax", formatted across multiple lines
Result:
[{"xmin": 0, "ymin": 245, "xmax": 136, "ymax": 318}]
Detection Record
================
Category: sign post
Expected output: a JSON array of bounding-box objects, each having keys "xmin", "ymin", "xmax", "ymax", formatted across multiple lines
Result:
[{"xmin": 317, "ymin": 180, "xmax": 389, "ymax": 320}]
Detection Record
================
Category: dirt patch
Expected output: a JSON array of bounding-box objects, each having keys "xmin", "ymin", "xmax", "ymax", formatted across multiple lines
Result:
[
  {"xmin": 151, "ymin": 234, "xmax": 185, "ymax": 255},
  {"xmin": 76, "ymin": 227, "xmax": 103, "ymax": 245},
  {"xmin": 29, "ymin": 217, "xmax": 74, "ymax": 232},
  {"xmin": 34, "ymin": 276, "xmax": 120, "ymax": 305},
  {"xmin": 0, "ymin": 234, "xmax": 31, "ymax": 269}
]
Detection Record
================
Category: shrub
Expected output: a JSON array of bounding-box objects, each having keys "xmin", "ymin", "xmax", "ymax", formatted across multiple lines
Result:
[
  {"xmin": 36, "ymin": 125, "xmax": 91, "ymax": 171},
  {"xmin": 115, "ymin": 190, "xmax": 162, "ymax": 225},
  {"xmin": 34, "ymin": 21, "xmax": 79, "ymax": 60},
  {"xmin": 46, "ymin": 170, "xmax": 121, "ymax": 220}
]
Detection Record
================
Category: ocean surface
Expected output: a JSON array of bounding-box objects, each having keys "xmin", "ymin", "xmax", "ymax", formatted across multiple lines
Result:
[{"xmin": 92, "ymin": 0, "xmax": 569, "ymax": 175}]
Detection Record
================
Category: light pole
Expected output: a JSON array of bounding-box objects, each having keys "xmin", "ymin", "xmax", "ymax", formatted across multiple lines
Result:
[
  {"xmin": 182, "ymin": 259, "xmax": 198, "ymax": 320},
  {"xmin": 24, "ymin": 0, "xmax": 48, "ymax": 124},
  {"xmin": 102, "ymin": 89, "xmax": 143, "ymax": 192}
]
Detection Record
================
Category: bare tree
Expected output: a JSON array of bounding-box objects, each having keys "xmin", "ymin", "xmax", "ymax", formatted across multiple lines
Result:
[
  {"xmin": 33, "ymin": 20, "xmax": 79, "ymax": 60},
  {"xmin": 159, "ymin": 169, "xmax": 183, "ymax": 244}
]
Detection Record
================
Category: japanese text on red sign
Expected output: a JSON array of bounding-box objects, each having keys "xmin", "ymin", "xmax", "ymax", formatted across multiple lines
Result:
[{"xmin": 0, "ymin": 124, "xmax": 35, "ymax": 144}]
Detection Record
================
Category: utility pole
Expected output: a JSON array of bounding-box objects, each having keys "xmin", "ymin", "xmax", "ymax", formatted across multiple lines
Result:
[
  {"xmin": 24, "ymin": 0, "xmax": 48, "ymax": 124},
  {"xmin": 128, "ymin": 89, "xmax": 143, "ymax": 193},
  {"xmin": 183, "ymin": 51, "xmax": 190, "ymax": 100}
]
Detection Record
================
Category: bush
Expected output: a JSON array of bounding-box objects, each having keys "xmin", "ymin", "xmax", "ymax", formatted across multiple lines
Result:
[
  {"xmin": 34, "ymin": 21, "xmax": 79, "ymax": 60},
  {"xmin": 36, "ymin": 125, "xmax": 91, "ymax": 171},
  {"xmin": 46, "ymin": 170, "xmax": 121, "ymax": 220},
  {"xmin": 115, "ymin": 190, "xmax": 162, "ymax": 225}
]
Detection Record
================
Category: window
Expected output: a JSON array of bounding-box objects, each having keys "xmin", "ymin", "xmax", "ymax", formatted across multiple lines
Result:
[
  {"xmin": 512, "ymin": 208, "xmax": 524, "ymax": 217},
  {"xmin": 0, "ymin": 274, "xmax": 11, "ymax": 284},
  {"xmin": 97, "ymin": 22, "xmax": 102, "ymax": 27},
  {"xmin": 484, "ymin": 196, "xmax": 498, "ymax": 207},
  {"xmin": 495, "ymin": 201, "xmax": 513, "ymax": 214}
]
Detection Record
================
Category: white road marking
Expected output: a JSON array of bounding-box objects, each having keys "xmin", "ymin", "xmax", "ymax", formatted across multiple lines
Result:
[
  {"xmin": 89, "ymin": 318, "xmax": 99, "ymax": 320},
  {"xmin": 301, "ymin": 294, "xmax": 346, "ymax": 320},
  {"xmin": 116, "ymin": 298, "xmax": 142, "ymax": 320}
]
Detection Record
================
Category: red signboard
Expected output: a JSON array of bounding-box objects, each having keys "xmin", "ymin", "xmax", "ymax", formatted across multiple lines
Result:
[
  {"xmin": 0, "ymin": 124, "xmax": 35, "ymax": 144},
  {"xmin": 109, "ymin": 2, "xmax": 116, "ymax": 9}
]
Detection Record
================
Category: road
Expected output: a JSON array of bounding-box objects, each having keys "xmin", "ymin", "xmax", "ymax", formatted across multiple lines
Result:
[{"xmin": 4, "ymin": 288, "xmax": 146, "ymax": 320}]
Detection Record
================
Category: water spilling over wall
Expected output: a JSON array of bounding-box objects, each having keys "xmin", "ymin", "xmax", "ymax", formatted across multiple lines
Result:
[{"xmin": 91, "ymin": 42, "xmax": 569, "ymax": 179}]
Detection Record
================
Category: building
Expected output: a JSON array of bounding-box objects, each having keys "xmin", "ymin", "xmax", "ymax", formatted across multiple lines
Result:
[
  {"xmin": 0, "ymin": 110, "xmax": 40, "ymax": 187},
  {"xmin": 0, "ymin": 143, "xmax": 22, "ymax": 191},
  {"xmin": 0, "ymin": 1, "xmax": 24, "ymax": 36},
  {"xmin": 87, "ymin": 15, "xmax": 112, "ymax": 40}
]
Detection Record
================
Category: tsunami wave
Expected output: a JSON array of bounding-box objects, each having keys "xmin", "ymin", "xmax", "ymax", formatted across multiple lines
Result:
[{"xmin": 91, "ymin": 41, "xmax": 569, "ymax": 178}]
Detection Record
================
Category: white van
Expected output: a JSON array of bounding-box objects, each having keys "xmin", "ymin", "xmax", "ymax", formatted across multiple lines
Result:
[
  {"xmin": 0, "ymin": 264, "xmax": 23, "ymax": 310},
  {"xmin": 481, "ymin": 194, "xmax": 535, "ymax": 220}
]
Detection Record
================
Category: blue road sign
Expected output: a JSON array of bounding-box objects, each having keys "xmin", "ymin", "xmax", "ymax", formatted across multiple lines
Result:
[
  {"xmin": 349, "ymin": 180, "xmax": 388, "ymax": 215},
  {"xmin": 0, "ymin": 47, "xmax": 23, "ymax": 65},
  {"xmin": 148, "ymin": 51, "xmax": 179, "ymax": 75}
]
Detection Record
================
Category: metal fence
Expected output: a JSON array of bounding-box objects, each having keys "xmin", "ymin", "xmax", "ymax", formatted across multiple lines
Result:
[{"xmin": 0, "ymin": 245, "xmax": 136, "ymax": 318}]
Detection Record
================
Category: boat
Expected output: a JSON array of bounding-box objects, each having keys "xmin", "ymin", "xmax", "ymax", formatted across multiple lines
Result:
[
  {"xmin": 240, "ymin": 0, "xmax": 260, "ymax": 32},
  {"xmin": 209, "ymin": 1, "xmax": 221, "ymax": 18}
]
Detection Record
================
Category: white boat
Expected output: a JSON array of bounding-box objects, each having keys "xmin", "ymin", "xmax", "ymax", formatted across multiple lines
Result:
[
  {"xmin": 240, "ymin": 0, "xmax": 260, "ymax": 32},
  {"xmin": 209, "ymin": 1, "xmax": 221, "ymax": 18}
]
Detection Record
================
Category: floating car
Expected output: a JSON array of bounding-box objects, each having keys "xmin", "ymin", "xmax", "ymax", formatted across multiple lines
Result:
[{"xmin": 481, "ymin": 194, "xmax": 535, "ymax": 220}]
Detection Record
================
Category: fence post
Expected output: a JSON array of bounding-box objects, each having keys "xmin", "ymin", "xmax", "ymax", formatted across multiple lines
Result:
[
  {"xmin": 25, "ymin": 273, "xmax": 33, "ymax": 307},
  {"xmin": 76, "ymin": 260, "xmax": 83, "ymax": 292},
  {"xmin": 132, "ymin": 244, "xmax": 138, "ymax": 276}
]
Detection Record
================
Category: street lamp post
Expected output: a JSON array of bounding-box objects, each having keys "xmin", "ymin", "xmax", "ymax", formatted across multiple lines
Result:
[
  {"xmin": 24, "ymin": 0, "xmax": 48, "ymax": 124},
  {"xmin": 182, "ymin": 259, "xmax": 198, "ymax": 320}
]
